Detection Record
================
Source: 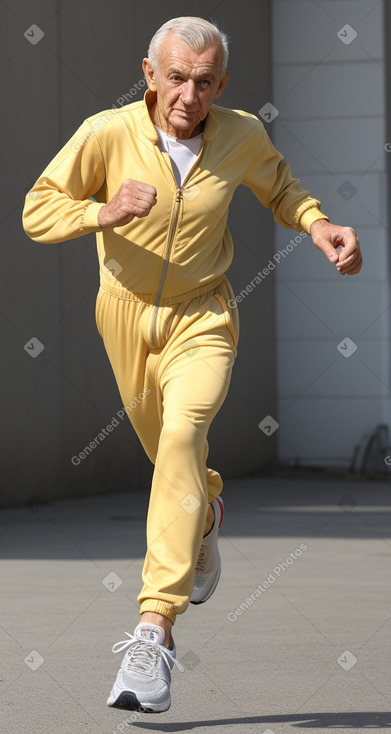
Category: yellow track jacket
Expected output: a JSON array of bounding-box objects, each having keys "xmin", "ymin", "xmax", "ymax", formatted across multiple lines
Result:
[{"xmin": 23, "ymin": 90, "xmax": 327, "ymax": 306}]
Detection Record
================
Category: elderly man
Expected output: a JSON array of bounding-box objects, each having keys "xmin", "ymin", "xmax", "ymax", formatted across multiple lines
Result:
[{"xmin": 23, "ymin": 16, "xmax": 362, "ymax": 713}]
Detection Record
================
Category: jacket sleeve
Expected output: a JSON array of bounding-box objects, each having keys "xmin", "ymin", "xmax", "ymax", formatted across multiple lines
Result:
[
  {"xmin": 22, "ymin": 119, "xmax": 107, "ymax": 243},
  {"xmin": 242, "ymin": 121, "xmax": 329, "ymax": 233}
]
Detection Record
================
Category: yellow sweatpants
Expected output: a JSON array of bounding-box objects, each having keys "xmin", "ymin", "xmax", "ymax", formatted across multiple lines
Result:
[{"xmin": 95, "ymin": 276, "xmax": 238, "ymax": 624}]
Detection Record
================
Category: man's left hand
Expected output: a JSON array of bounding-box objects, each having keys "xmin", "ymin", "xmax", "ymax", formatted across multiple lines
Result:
[{"xmin": 310, "ymin": 219, "xmax": 362, "ymax": 275}]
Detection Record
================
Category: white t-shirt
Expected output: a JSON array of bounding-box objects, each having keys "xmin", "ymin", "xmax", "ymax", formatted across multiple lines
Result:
[{"xmin": 155, "ymin": 126, "xmax": 203, "ymax": 187}]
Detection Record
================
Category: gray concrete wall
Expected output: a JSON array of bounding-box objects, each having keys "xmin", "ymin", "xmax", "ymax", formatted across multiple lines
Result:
[
  {"xmin": 271, "ymin": 0, "xmax": 390, "ymax": 466},
  {"xmin": 0, "ymin": 0, "xmax": 276, "ymax": 507}
]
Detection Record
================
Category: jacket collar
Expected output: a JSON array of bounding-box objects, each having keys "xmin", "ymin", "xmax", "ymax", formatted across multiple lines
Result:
[{"xmin": 139, "ymin": 90, "xmax": 220, "ymax": 143}]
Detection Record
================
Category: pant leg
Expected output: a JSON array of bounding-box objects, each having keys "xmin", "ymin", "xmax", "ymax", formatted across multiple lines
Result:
[
  {"xmin": 138, "ymin": 290, "xmax": 237, "ymax": 619},
  {"xmin": 96, "ymin": 285, "xmax": 237, "ymax": 623},
  {"xmin": 95, "ymin": 288, "xmax": 162, "ymax": 460}
]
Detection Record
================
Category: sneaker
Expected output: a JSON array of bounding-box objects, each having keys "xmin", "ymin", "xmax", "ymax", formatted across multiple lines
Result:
[
  {"xmin": 190, "ymin": 496, "xmax": 224, "ymax": 604},
  {"xmin": 107, "ymin": 623, "xmax": 184, "ymax": 713}
]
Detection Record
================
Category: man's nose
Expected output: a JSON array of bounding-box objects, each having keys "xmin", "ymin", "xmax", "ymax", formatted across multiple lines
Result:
[{"xmin": 181, "ymin": 80, "xmax": 198, "ymax": 105}]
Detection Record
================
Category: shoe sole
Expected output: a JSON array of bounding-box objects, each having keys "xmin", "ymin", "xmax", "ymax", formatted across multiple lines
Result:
[
  {"xmin": 190, "ymin": 566, "xmax": 221, "ymax": 605},
  {"xmin": 190, "ymin": 496, "xmax": 224, "ymax": 605},
  {"xmin": 108, "ymin": 691, "xmax": 170, "ymax": 713}
]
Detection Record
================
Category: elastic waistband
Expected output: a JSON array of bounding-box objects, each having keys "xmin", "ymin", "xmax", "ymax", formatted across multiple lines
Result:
[{"xmin": 99, "ymin": 275, "xmax": 225, "ymax": 306}]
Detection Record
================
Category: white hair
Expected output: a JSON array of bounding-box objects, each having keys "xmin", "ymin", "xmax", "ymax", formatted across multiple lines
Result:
[{"xmin": 148, "ymin": 16, "xmax": 229, "ymax": 77}]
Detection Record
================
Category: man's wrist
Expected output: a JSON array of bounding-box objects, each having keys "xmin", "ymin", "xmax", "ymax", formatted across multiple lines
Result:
[
  {"xmin": 300, "ymin": 207, "xmax": 329, "ymax": 235},
  {"xmin": 97, "ymin": 204, "xmax": 105, "ymax": 228},
  {"xmin": 310, "ymin": 217, "xmax": 330, "ymax": 233}
]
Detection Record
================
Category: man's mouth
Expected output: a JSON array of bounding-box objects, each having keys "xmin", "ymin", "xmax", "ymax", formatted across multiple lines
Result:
[{"xmin": 174, "ymin": 109, "xmax": 200, "ymax": 115}]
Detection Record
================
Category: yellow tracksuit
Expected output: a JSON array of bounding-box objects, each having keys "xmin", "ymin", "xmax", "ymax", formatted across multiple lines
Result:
[{"xmin": 22, "ymin": 90, "xmax": 328, "ymax": 623}]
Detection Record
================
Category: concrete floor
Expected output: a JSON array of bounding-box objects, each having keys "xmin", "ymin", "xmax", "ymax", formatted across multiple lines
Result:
[{"xmin": 1, "ymin": 476, "xmax": 390, "ymax": 734}]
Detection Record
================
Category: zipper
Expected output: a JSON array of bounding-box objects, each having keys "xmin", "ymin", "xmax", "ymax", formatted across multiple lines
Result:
[
  {"xmin": 149, "ymin": 187, "xmax": 182, "ymax": 345},
  {"xmin": 149, "ymin": 141, "xmax": 206, "ymax": 347}
]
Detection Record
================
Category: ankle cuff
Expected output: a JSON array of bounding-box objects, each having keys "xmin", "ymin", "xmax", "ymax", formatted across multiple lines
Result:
[{"xmin": 139, "ymin": 600, "xmax": 177, "ymax": 625}]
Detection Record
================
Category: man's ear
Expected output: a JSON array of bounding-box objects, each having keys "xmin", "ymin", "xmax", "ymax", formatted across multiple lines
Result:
[
  {"xmin": 142, "ymin": 58, "xmax": 157, "ymax": 91},
  {"xmin": 214, "ymin": 70, "xmax": 230, "ymax": 100}
]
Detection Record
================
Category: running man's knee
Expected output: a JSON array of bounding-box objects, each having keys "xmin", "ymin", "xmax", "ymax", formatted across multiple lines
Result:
[{"xmin": 160, "ymin": 414, "xmax": 204, "ymax": 448}]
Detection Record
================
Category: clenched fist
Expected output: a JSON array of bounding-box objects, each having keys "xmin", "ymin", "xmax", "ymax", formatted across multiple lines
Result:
[
  {"xmin": 98, "ymin": 179, "xmax": 157, "ymax": 229},
  {"xmin": 310, "ymin": 218, "xmax": 362, "ymax": 275}
]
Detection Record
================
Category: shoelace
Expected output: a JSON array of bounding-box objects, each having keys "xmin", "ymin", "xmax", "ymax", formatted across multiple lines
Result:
[{"xmin": 112, "ymin": 632, "xmax": 184, "ymax": 675}]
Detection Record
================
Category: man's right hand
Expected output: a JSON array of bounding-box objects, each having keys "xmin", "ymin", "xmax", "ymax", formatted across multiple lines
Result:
[{"xmin": 97, "ymin": 179, "xmax": 157, "ymax": 229}]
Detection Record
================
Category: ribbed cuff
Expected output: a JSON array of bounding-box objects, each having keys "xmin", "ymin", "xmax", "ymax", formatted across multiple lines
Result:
[
  {"xmin": 293, "ymin": 197, "xmax": 329, "ymax": 234},
  {"xmin": 139, "ymin": 600, "xmax": 177, "ymax": 625},
  {"xmin": 79, "ymin": 201, "xmax": 106, "ymax": 232},
  {"xmin": 300, "ymin": 208, "xmax": 329, "ymax": 235}
]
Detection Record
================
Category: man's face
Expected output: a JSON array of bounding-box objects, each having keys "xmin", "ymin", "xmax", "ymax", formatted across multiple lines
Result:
[{"xmin": 142, "ymin": 35, "xmax": 229, "ymax": 139}]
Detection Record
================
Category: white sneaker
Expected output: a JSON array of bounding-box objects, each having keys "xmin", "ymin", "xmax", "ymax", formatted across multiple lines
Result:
[
  {"xmin": 107, "ymin": 623, "xmax": 184, "ymax": 713},
  {"xmin": 190, "ymin": 496, "xmax": 224, "ymax": 604}
]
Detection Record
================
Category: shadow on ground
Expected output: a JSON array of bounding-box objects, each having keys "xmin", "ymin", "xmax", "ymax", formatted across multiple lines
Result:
[{"xmin": 133, "ymin": 710, "xmax": 391, "ymax": 730}]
